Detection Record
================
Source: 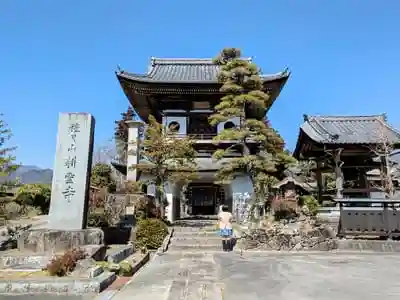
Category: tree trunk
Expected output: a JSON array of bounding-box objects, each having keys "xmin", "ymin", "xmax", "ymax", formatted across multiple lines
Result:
[{"xmin": 155, "ymin": 178, "xmax": 165, "ymax": 218}]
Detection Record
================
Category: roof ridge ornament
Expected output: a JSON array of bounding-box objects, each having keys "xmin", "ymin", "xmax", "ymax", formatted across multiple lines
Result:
[
  {"xmin": 283, "ymin": 67, "xmax": 290, "ymax": 75},
  {"xmin": 151, "ymin": 57, "xmax": 156, "ymax": 66}
]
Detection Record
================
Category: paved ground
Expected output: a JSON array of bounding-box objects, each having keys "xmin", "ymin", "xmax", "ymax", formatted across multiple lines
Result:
[
  {"xmin": 0, "ymin": 296, "xmax": 93, "ymax": 300},
  {"xmin": 111, "ymin": 251, "xmax": 400, "ymax": 300}
]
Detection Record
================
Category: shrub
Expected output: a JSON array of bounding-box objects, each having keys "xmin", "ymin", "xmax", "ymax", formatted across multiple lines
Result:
[
  {"xmin": 123, "ymin": 181, "xmax": 143, "ymax": 194},
  {"xmin": 133, "ymin": 195, "xmax": 162, "ymax": 220},
  {"xmin": 104, "ymin": 194, "xmax": 125, "ymax": 226},
  {"xmin": 4, "ymin": 201, "xmax": 21, "ymax": 219},
  {"xmin": 15, "ymin": 184, "xmax": 51, "ymax": 214},
  {"xmin": 118, "ymin": 261, "xmax": 133, "ymax": 276},
  {"xmin": 45, "ymin": 248, "xmax": 87, "ymax": 277},
  {"xmin": 95, "ymin": 261, "xmax": 133, "ymax": 276},
  {"xmin": 135, "ymin": 218, "xmax": 168, "ymax": 250},
  {"xmin": 87, "ymin": 211, "xmax": 109, "ymax": 227},
  {"xmin": 89, "ymin": 188, "xmax": 108, "ymax": 212},
  {"xmin": 272, "ymin": 198, "xmax": 298, "ymax": 221},
  {"xmin": 299, "ymin": 195, "xmax": 319, "ymax": 216},
  {"xmin": 91, "ymin": 163, "xmax": 116, "ymax": 192}
]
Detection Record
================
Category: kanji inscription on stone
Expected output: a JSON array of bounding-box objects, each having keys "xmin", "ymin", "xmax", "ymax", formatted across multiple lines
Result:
[{"xmin": 49, "ymin": 113, "xmax": 95, "ymax": 230}]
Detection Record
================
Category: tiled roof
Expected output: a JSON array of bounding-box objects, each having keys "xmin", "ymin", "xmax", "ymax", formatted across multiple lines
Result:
[
  {"xmin": 117, "ymin": 57, "xmax": 290, "ymax": 83},
  {"xmin": 272, "ymin": 176, "xmax": 317, "ymax": 192},
  {"xmin": 300, "ymin": 114, "xmax": 400, "ymax": 144}
]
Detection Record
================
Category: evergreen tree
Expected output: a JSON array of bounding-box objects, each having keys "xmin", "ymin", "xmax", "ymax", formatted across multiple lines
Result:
[
  {"xmin": 114, "ymin": 106, "xmax": 135, "ymax": 141},
  {"xmin": 91, "ymin": 163, "xmax": 116, "ymax": 193},
  {"xmin": 0, "ymin": 115, "xmax": 18, "ymax": 178},
  {"xmin": 129, "ymin": 116, "xmax": 197, "ymax": 217},
  {"xmin": 209, "ymin": 48, "xmax": 296, "ymax": 202},
  {"xmin": 114, "ymin": 106, "xmax": 135, "ymax": 161}
]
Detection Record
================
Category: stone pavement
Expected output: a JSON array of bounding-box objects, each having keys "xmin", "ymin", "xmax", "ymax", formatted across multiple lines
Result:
[
  {"xmin": 111, "ymin": 251, "xmax": 400, "ymax": 300},
  {"xmin": 0, "ymin": 296, "xmax": 93, "ymax": 300}
]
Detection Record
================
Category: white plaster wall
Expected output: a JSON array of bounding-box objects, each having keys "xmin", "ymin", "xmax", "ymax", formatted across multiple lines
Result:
[
  {"xmin": 230, "ymin": 175, "xmax": 253, "ymax": 220},
  {"xmin": 162, "ymin": 115, "xmax": 187, "ymax": 135},
  {"xmin": 230, "ymin": 175, "xmax": 253, "ymax": 200},
  {"xmin": 164, "ymin": 182, "xmax": 175, "ymax": 222},
  {"xmin": 217, "ymin": 117, "xmax": 240, "ymax": 134}
]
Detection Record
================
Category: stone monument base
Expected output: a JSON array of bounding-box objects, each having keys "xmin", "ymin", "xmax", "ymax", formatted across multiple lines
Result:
[{"xmin": 17, "ymin": 228, "xmax": 104, "ymax": 253}]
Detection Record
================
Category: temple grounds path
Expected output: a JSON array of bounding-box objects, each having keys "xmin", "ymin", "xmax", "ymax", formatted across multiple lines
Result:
[{"xmin": 110, "ymin": 251, "xmax": 400, "ymax": 300}]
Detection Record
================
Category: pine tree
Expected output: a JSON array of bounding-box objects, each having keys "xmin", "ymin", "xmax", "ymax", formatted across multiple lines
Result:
[
  {"xmin": 0, "ymin": 115, "xmax": 18, "ymax": 178},
  {"xmin": 129, "ymin": 115, "xmax": 197, "ymax": 217},
  {"xmin": 209, "ymin": 48, "xmax": 296, "ymax": 203},
  {"xmin": 114, "ymin": 106, "xmax": 135, "ymax": 161}
]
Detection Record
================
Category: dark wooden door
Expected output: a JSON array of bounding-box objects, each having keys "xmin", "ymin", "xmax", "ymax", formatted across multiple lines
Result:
[{"xmin": 191, "ymin": 186, "xmax": 216, "ymax": 215}]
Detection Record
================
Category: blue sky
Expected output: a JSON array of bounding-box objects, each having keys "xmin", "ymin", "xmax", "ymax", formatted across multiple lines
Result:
[{"xmin": 1, "ymin": 1, "xmax": 400, "ymax": 169}]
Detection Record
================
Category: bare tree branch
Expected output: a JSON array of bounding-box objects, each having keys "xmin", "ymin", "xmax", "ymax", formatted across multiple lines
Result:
[{"xmin": 369, "ymin": 126, "xmax": 397, "ymax": 198}]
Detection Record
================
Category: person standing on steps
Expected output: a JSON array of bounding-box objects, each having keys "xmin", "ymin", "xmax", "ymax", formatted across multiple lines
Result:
[{"xmin": 218, "ymin": 205, "xmax": 233, "ymax": 251}]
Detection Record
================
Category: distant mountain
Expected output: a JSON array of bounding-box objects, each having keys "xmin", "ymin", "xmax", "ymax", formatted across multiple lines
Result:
[{"xmin": 0, "ymin": 165, "xmax": 53, "ymax": 185}]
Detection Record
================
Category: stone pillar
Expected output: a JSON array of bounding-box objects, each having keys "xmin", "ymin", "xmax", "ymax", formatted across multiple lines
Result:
[
  {"xmin": 164, "ymin": 182, "xmax": 174, "ymax": 222},
  {"xmin": 49, "ymin": 113, "xmax": 95, "ymax": 230},
  {"xmin": 126, "ymin": 120, "xmax": 143, "ymax": 182}
]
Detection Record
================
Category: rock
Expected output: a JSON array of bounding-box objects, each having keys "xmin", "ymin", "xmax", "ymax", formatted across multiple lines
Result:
[{"xmin": 241, "ymin": 212, "xmax": 338, "ymax": 251}]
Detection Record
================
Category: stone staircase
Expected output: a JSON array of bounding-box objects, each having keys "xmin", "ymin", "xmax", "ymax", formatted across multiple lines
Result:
[{"xmin": 168, "ymin": 218, "xmax": 223, "ymax": 251}]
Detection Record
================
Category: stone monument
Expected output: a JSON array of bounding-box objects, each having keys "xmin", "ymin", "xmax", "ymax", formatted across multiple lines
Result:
[
  {"xmin": 18, "ymin": 113, "xmax": 104, "ymax": 253},
  {"xmin": 49, "ymin": 113, "xmax": 94, "ymax": 230}
]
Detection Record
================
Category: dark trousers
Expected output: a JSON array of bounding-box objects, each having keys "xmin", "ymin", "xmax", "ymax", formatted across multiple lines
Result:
[{"xmin": 222, "ymin": 238, "xmax": 233, "ymax": 251}]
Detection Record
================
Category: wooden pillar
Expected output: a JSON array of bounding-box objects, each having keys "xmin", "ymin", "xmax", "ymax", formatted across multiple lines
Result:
[
  {"xmin": 333, "ymin": 149, "xmax": 344, "ymax": 199},
  {"xmin": 316, "ymin": 159, "xmax": 324, "ymax": 203}
]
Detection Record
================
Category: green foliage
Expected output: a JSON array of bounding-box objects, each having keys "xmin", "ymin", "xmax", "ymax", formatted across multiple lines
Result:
[
  {"xmin": 45, "ymin": 248, "xmax": 86, "ymax": 277},
  {"xmin": 133, "ymin": 195, "xmax": 161, "ymax": 220},
  {"xmin": 4, "ymin": 201, "xmax": 22, "ymax": 219},
  {"xmin": 209, "ymin": 48, "xmax": 296, "ymax": 201},
  {"xmin": 299, "ymin": 195, "xmax": 319, "ymax": 216},
  {"xmin": 130, "ymin": 115, "xmax": 197, "ymax": 214},
  {"xmin": 124, "ymin": 180, "xmax": 143, "ymax": 194},
  {"xmin": 272, "ymin": 199, "xmax": 298, "ymax": 220},
  {"xmin": 118, "ymin": 261, "xmax": 133, "ymax": 276},
  {"xmin": 96, "ymin": 260, "xmax": 134, "ymax": 276},
  {"xmin": 0, "ymin": 115, "xmax": 19, "ymax": 179},
  {"xmin": 114, "ymin": 106, "xmax": 136, "ymax": 159},
  {"xmin": 135, "ymin": 218, "xmax": 168, "ymax": 250},
  {"xmin": 87, "ymin": 211, "xmax": 109, "ymax": 227},
  {"xmin": 91, "ymin": 163, "xmax": 116, "ymax": 192},
  {"xmin": 114, "ymin": 106, "xmax": 135, "ymax": 141},
  {"xmin": 15, "ymin": 184, "xmax": 51, "ymax": 214}
]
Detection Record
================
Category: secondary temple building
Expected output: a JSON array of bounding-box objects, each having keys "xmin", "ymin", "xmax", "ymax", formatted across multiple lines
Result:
[
  {"xmin": 115, "ymin": 57, "xmax": 290, "ymax": 221},
  {"xmin": 293, "ymin": 114, "xmax": 400, "ymax": 201}
]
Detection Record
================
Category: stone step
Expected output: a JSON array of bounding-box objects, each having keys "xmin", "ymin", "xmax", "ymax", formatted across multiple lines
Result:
[
  {"xmin": 173, "ymin": 230, "xmax": 218, "ymax": 237},
  {"xmin": 168, "ymin": 243, "xmax": 222, "ymax": 251},
  {"xmin": 170, "ymin": 238, "xmax": 221, "ymax": 246},
  {"xmin": 173, "ymin": 226, "xmax": 217, "ymax": 232},
  {"xmin": 172, "ymin": 235, "xmax": 220, "ymax": 241}
]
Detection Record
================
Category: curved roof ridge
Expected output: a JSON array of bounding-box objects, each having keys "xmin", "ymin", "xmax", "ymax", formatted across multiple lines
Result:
[
  {"xmin": 152, "ymin": 57, "xmax": 214, "ymax": 65},
  {"xmin": 150, "ymin": 57, "xmax": 253, "ymax": 65},
  {"xmin": 306, "ymin": 117, "xmax": 338, "ymax": 141},
  {"xmin": 309, "ymin": 114, "xmax": 386, "ymax": 121},
  {"xmin": 375, "ymin": 115, "xmax": 400, "ymax": 136}
]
